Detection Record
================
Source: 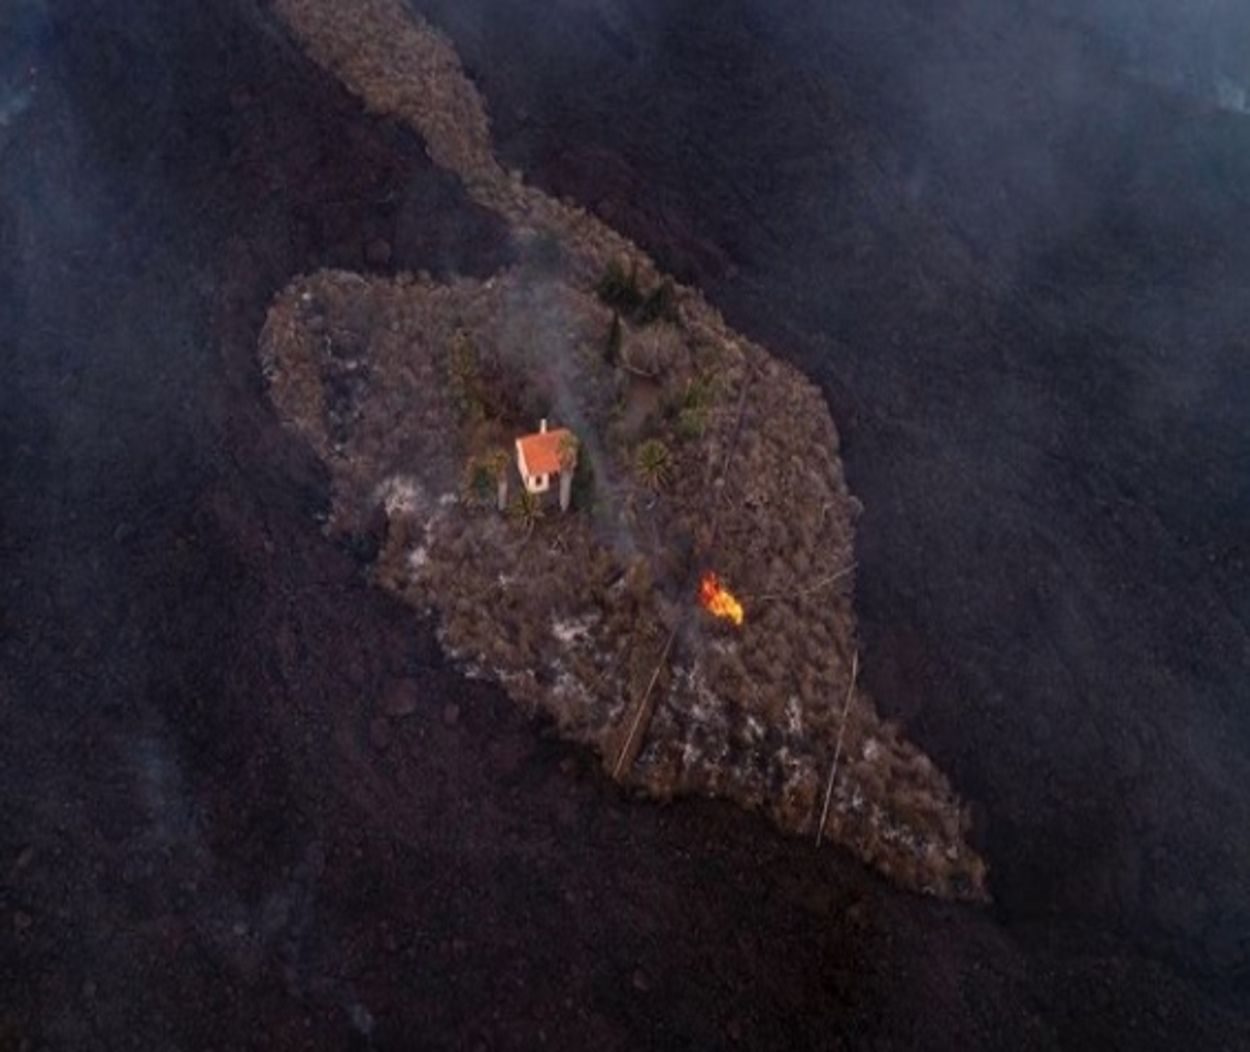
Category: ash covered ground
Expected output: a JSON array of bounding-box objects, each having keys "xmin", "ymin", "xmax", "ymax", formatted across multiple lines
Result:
[
  {"xmin": 260, "ymin": 259, "xmax": 982, "ymax": 897},
  {"xmin": 2, "ymin": 0, "xmax": 1249, "ymax": 1048}
]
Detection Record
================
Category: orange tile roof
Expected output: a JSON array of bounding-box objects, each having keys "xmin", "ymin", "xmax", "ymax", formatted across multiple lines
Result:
[{"xmin": 517, "ymin": 427, "xmax": 573, "ymax": 476}]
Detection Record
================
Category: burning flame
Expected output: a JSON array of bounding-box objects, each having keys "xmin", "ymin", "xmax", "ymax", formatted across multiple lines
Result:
[{"xmin": 699, "ymin": 571, "xmax": 744, "ymax": 627}]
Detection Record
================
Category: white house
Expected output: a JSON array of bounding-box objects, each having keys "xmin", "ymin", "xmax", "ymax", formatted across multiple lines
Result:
[{"xmin": 515, "ymin": 419, "xmax": 577, "ymax": 510}]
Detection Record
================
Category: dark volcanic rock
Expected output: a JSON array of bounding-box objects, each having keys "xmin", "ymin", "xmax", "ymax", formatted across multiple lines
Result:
[
  {"xmin": 369, "ymin": 716, "xmax": 393, "ymax": 750},
  {"xmin": 364, "ymin": 236, "xmax": 392, "ymax": 267},
  {"xmin": 407, "ymin": 0, "xmax": 1250, "ymax": 1020},
  {"xmin": 380, "ymin": 677, "xmax": 419, "ymax": 718},
  {"xmin": 1, "ymin": 0, "xmax": 1246, "ymax": 1047}
]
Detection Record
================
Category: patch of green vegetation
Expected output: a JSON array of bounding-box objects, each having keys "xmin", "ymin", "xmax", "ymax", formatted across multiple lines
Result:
[
  {"xmin": 634, "ymin": 438, "xmax": 673, "ymax": 491},
  {"xmin": 676, "ymin": 405, "xmax": 709, "ymax": 439},
  {"xmin": 669, "ymin": 371, "xmax": 719, "ymax": 439},
  {"xmin": 557, "ymin": 431, "xmax": 580, "ymax": 471},
  {"xmin": 508, "ymin": 489, "xmax": 545, "ymax": 531}
]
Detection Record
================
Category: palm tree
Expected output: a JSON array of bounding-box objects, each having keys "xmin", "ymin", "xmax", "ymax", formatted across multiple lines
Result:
[
  {"xmin": 508, "ymin": 489, "xmax": 544, "ymax": 534},
  {"xmin": 557, "ymin": 432, "xmax": 579, "ymax": 512},
  {"xmin": 634, "ymin": 438, "xmax": 672, "ymax": 491},
  {"xmin": 484, "ymin": 448, "xmax": 511, "ymax": 512}
]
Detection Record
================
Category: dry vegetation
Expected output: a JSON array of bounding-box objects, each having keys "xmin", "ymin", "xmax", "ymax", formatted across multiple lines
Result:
[{"xmin": 264, "ymin": 0, "xmax": 987, "ymax": 899}]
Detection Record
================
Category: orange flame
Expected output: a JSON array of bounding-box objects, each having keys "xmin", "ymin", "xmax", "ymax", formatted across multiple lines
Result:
[{"xmin": 699, "ymin": 571, "xmax": 744, "ymax": 627}]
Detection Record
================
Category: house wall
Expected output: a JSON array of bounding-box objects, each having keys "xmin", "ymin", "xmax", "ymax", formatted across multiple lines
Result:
[{"xmin": 516, "ymin": 438, "xmax": 552, "ymax": 494}]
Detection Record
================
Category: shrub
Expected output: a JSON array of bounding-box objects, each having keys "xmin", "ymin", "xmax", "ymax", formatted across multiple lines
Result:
[
  {"xmin": 557, "ymin": 431, "xmax": 580, "ymax": 472},
  {"xmin": 625, "ymin": 325, "xmax": 684, "ymax": 377},
  {"xmin": 463, "ymin": 449, "xmax": 510, "ymax": 508},
  {"xmin": 596, "ymin": 260, "xmax": 644, "ymax": 314},
  {"xmin": 676, "ymin": 404, "xmax": 709, "ymax": 440},
  {"xmin": 669, "ymin": 372, "xmax": 717, "ymax": 438},
  {"xmin": 634, "ymin": 438, "xmax": 673, "ymax": 491},
  {"xmin": 462, "ymin": 456, "xmax": 495, "ymax": 504},
  {"xmin": 597, "ymin": 263, "xmax": 676, "ymax": 327},
  {"xmin": 508, "ymin": 489, "xmax": 545, "ymax": 531},
  {"xmin": 682, "ymin": 372, "xmax": 718, "ymax": 410},
  {"xmin": 637, "ymin": 277, "xmax": 677, "ymax": 325},
  {"xmin": 447, "ymin": 330, "xmax": 485, "ymax": 423}
]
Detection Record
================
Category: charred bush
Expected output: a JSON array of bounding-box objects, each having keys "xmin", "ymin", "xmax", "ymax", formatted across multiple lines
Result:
[{"xmin": 596, "ymin": 258, "xmax": 645, "ymax": 314}]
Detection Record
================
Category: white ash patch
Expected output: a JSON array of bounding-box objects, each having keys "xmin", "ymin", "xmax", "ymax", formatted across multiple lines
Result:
[
  {"xmin": 551, "ymin": 614, "xmax": 599, "ymax": 646},
  {"xmin": 775, "ymin": 746, "xmax": 815, "ymax": 794},
  {"xmin": 670, "ymin": 661, "xmax": 721, "ymax": 723},
  {"xmin": 499, "ymin": 668, "xmax": 536, "ymax": 691},
  {"xmin": 376, "ymin": 474, "xmax": 424, "ymax": 517},
  {"xmin": 784, "ymin": 695, "xmax": 804, "ymax": 737},
  {"xmin": 552, "ymin": 666, "xmax": 593, "ymax": 709}
]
